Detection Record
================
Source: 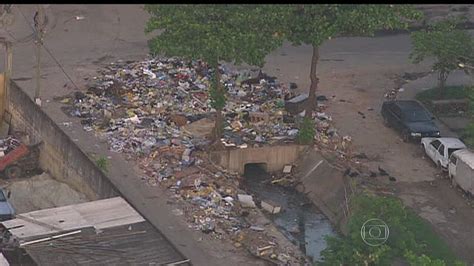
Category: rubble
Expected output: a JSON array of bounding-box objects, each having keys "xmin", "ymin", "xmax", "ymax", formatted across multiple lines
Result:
[
  {"xmin": 261, "ymin": 200, "xmax": 281, "ymax": 214},
  {"xmin": 282, "ymin": 165, "xmax": 293, "ymax": 174},
  {"xmin": 55, "ymin": 56, "xmax": 359, "ymax": 264},
  {"xmin": 238, "ymin": 194, "xmax": 257, "ymax": 208},
  {"xmin": 0, "ymin": 136, "xmax": 21, "ymax": 157}
]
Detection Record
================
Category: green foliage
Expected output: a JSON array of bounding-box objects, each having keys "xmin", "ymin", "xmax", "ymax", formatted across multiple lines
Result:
[
  {"xmin": 285, "ymin": 5, "xmax": 422, "ymax": 47},
  {"xmin": 282, "ymin": 5, "xmax": 421, "ymax": 116},
  {"xmin": 297, "ymin": 117, "xmax": 315, "ymax": 144},
  {"xmin": 416, "ymin": 85, "xmax": 469, "ymax": 102},
  {"xmin": 410, "ymin": 17, "xmax": 474, "ymax": 93},
  {"xmin": 321, "ymin": 194, "xmax": 459, "ymax": 265},
  {"xmin": 95, "ymin": 157, "xmax": 108, "ymax": 173},
  {"xmin": 145, "ymin": 5, "xmax": 285, "ymax": 67},
  {"xmin": 145, "ymin": 5, "xmax": 286, "ymax": 139}
]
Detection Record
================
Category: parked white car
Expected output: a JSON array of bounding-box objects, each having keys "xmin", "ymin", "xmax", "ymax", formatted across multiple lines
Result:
[
  {"xmin": 421, "ymin": 137, "xmax": 467, "ymax": 170},
  {"xmin": 448, "ymin": 149, "xmax": 474, "ymax": 196}
]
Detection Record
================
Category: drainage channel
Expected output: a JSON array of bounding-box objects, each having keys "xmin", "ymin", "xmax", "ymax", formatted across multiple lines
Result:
[{"xmin": 242, "ymin": 164, "xmax": 336, "ymax": 262}]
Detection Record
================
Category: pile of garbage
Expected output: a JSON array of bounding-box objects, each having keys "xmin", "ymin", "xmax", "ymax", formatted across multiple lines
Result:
[
  {"xmin": 59, "ymin": 57, "xmax": 300, "ymax": 150},
  {"xmin": 0, "ymin": 136, "xmax": 21, "ymax": 157},
  {"xmin": 56, "ymin": 57, "xmax": 312, "ymax": 263}
]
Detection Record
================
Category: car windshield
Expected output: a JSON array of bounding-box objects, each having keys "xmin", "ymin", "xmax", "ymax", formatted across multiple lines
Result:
[
  {"xmin": 448, "ymin": 148, "xmax": 462, "ymax": 158},
  {"xmin": 403, "ymin": 110, "xmax": 430, "ymax": 122}
]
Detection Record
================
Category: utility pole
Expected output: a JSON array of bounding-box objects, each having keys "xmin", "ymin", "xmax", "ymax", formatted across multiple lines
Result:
[
  {"xmin": 0, "ymin": 38, "xmax": 12, "ymax": 129},
  {"xmin": 34, "ymin": 5, "xmax": 45, "ymax": 106}
]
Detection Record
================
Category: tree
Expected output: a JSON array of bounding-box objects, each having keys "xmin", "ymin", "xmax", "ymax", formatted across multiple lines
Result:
[
  {"xmin": 410, "ymin": 17, "xmax": 474, "ymax": 97},
  {"xmin": 284, "ymin": 5, "xmax": 422, "ymax": 118},
  {"xmin": 145, "ymin": 5, "xmax": 285, "ymax": 144},
  {"xmin": 321, "ymin": 195, "xmax": 462, "ymax": 265}
]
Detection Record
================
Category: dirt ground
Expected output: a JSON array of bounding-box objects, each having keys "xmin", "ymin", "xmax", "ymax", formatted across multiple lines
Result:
[{"xmin": 0, "ymin": 4, "xmax": 473, "ymax": 265}]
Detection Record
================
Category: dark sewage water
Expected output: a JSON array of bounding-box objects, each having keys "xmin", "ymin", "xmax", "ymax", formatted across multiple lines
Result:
[{"xmin": 242, "ymin": 164, "xmax": 336, "ymax": 262}]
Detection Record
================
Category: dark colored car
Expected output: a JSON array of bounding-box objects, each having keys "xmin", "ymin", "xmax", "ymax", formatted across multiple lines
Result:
[{"xmin": 381, "ymin": 100, "xmax": 440, "ymax": 142}]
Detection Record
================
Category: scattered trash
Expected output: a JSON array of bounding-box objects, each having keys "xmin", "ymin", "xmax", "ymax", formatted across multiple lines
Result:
[
  {"xmin": 238, "ymin": 194, "xmax": 256, "ymax": 208},
  {"xmin": 282, "ymin": 165, "xmax": 292, "ymax": 174},
  {"xmin": 378, "ymin": 166, "xmax": 389, "ymax": 176},
  {"xmin": 316, "ymin": 95, "xmax": 328, "ymax": 101},
  {"xmin": 250, "ymin": 225, "xmax": 265, "ymax": 232},
  {"xmin": 261, "ymin": 200, "xmax": 281, "ymax": 214},
  {"xmin": 172, "ymin": 209, "xmax": 184, "ymax": 216}
]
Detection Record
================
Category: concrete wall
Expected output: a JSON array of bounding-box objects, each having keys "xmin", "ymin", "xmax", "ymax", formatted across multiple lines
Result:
[
  {"xmin": 210, "ymin": 145, "xmax": 308, "ymax": 174},
  {"xmin": 7, "ymin": 82, "xmax": 118, "ymax": 200},
  {"xmin": 295, "ymin": 149, "xmax": 351, "ymax": 233}
]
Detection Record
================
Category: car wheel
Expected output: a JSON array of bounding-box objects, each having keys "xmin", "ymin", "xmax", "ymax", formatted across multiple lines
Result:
[
  {"xmin": 437, "ymin": 161, "xmax": 443, "ymax": 170},
  {"xmin": 4, "ymin": 165, "xmax": 22, "ymax": 179}
]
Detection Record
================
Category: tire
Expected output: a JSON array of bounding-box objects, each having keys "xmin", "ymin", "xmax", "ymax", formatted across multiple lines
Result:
[
  {"xmin": 437, "ymin": 161, "xmax": 443, "ymax": 170},
  {"xmin": 402, "ymin": 131, "xmax": 410, "ymax": 142},
  {"xmin": 4, "ymin": 165, "xmax": 23, "ymax": 179}
]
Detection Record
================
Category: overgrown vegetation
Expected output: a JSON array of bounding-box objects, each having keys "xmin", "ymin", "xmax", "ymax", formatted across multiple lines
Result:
[
  {"xmin": 416, "ymin": 85, "xmax": 470, "ymax": 102},
  {"xmin": 95, "ymin": 157, "xmax": 108, "ymax": 173},
  {"xmin": 410, "ymin": 17, "xmax": 474, "ymax": 97},
  {"xmin": 320, "ymin": 194, "xmax": 463, "ymax": 265},
  {"xmin": 297, "ymin": 117, "xmax": 315, "ymax": 145},
  {"xmin": 145, "ymin": 5, "xmax": 286, "ymax": 143},
  {"xmin": 283, "ymin": 5, "xmax": 421, "ymax": 118}
]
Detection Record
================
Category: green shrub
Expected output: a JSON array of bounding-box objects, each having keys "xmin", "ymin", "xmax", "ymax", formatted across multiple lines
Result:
[
  {"xmin": 320, "ymin": 194, "xmax": 460, "ymax": 265},
  {"xmin": 297, "ymin": 117, "xmax": 315, "ymax": 144},
  {"xmin": 95, "ymin": 157, "xmax": 108, "ymax": 173}
]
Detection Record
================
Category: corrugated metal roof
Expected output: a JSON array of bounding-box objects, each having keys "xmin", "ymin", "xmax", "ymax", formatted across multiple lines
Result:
[
  {"xmin": 1, "ymin": 197, "xmax": 188, "ymax": 265},
  {"xmin": 1, "ymin": 197, "xmax": 145, "ymax": 241},
  {"xmin": 23, "ymin": 222, "xmax": 189, "ymax": 265}
]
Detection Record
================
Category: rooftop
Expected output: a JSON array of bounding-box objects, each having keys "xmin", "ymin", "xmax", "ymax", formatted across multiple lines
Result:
[
  {"xmin": 23, "ymin": 222, "xmax": 189, "ymax": 265},
  {"xmin": 0, "ymin": 197, "xmax": 188, "ymax": 265},
  {"xmin": 453, "ymin": 149, "xmax": 474, "ymax": 169},
  {"xmin": 438, "ymin": 138, "xmax": 467, "ymax": 149}
]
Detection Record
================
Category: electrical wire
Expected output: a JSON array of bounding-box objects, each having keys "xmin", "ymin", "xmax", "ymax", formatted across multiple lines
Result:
[{"xmin": 15, "ymin": 5, "xmax": 80, "ymax": 91}]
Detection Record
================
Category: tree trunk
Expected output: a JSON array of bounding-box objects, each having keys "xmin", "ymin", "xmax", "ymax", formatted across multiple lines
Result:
[
  {"xmin": 212, "ymin": 63, "xmax": 224, "ymax": 145},
  {"xmin": 438, "ymin": 69, "xmax": 448, "ymax": 99},
  {"xmin": 305, "ymin": 45, "xmax": 320, "ymax": 118}
]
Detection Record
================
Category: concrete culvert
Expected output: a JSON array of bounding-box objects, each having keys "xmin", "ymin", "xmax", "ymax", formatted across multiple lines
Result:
[{"xmin": 244, "ymin": 163, "xmax": 268, "ymax": 177}]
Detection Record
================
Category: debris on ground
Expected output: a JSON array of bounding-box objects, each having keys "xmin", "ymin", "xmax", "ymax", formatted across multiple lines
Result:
[
  {"xmin": 261, "ymin": 200, "xmax": 282, "ymax": 214},
  {"xmin": 0, "ymin": 136, "xmax": 21, "ymax": 157},
  {"xmin": 55, "ymin": 56, "xmax": 364, "ymax": 264}
]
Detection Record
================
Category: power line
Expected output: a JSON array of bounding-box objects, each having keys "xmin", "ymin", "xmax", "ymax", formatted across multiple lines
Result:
[{"xmin": 15, "ymin": 5, "xmax": 80, "ymax": 91}]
